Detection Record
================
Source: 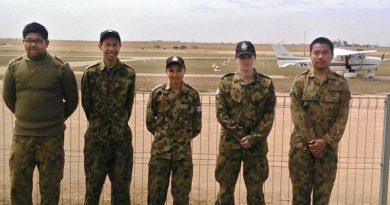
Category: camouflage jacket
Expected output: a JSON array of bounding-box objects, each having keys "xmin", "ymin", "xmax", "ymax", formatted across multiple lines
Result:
[
  {"xmin": 81, "ymin": 60, "xmax": 136, "ymax": 142},
  {"xmin": 290, "ymin": 68, "xmax": 351, "ymax": 151},
  {"xmin": 146, "ymin": 83, "xmax": 202, "ymax": 160},
  {"xmin": 216, "ymin": 70, "xmax": 276, "ymax": 156}
]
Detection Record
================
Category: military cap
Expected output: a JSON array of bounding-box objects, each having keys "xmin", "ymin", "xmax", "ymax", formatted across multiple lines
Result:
[
  {"xmin": 100, "ymin": 29, "xmax": 121, "ymax": 44},
  {"xmin": 235, "ymin": 41, "xmax": 256, "ymax": 58},
  {"xmin": 166, "ymin": 56, "xmax": 185, "ymax": 68}
]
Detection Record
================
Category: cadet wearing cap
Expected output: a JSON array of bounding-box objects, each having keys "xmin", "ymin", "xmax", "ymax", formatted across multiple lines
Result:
[
  {"xmin": 3, "ymin": 22, "xmax": 78, "ymax": 205},
  {"xmin": 214, "ymin": 41, "xmax": 276, "ymax": 205},
  {"xmin": 146, "ymin": 56, "xmax": 202, "ymax": 205},
  {"xmin": 81, "ymin": 29, "xmax": 136, "ymax": 205},
  {"xmin": 289, "ymin": 37, "xmax": 351, "ymax": 205}
]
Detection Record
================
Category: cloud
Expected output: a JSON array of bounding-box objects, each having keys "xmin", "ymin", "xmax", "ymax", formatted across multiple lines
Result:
[
  {"xmin": 223, "ymin": 0, "xmax": 390, "ymax": 14},
  {"xmin": 0, "ymin": 0, "xmax": 389, "ymax": 44}
]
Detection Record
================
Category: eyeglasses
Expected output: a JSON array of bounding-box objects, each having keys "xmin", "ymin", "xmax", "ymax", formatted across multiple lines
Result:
[{"xmin": 23, "ymin": 39, "xmax": 46, "ymax": 45}]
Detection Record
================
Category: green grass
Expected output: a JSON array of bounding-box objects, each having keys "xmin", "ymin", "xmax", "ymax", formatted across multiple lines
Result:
[
  {"xmin": 104, "ymin": 58, "xmax": 303, "ymax": 77},
  {"xmin": 2, "ymin": 44, "xmax": 390, "ymax": 95},
  {"xmin": 377, "ymin": 60, "xmax": 390, "ymax": 76},
  {"xmin": 74, "ymin": 71, "xmax": 389, "ymax": 94},
  {"xmin": 1, "ymin": 48, "xmax": 389, "ymax": 78},
  {"xmin": 0, "ymin": 51, "xmax": 21, "ymax": 65},
  {"xmin": 129, "ymin": 59, "xmax": 237, "ymax": 75},
  {"xmin": 0, "ymin": 57, "xmax": 11, "ymax": 65}
]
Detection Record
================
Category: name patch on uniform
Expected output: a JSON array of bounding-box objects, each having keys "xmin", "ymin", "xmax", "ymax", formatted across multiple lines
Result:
[{"xmin": 197, "ymin": 106, "xmax": 202, "ymax": 112}]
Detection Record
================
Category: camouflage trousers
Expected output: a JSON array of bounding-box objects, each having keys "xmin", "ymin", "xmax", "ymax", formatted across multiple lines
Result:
[
  {"xmin": 215, "ymin": 150, "xmax": 269, "ymax": 205},
  {"xmin": 84, "ymin": 137, "xmax": 133, "ymax": 205},
  {"xmin": 289, "ymin": 147, "xmax": 338, "ymax": 205},
  {"xmin": 147, "ymin": 156, "xmax": 193, "ymax": 205},
  {"xmin": 9, "ymin": 134, "xmax": 64, "ymax": 205}
]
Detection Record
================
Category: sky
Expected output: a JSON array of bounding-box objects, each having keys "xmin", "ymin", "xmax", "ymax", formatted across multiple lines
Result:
[{"xmin": 0, "ymin": 0, "xmax": 389, "ymax": 45}]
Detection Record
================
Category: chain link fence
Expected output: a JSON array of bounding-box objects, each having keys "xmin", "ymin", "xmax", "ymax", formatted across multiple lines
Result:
[{"xmin": 0, "ymin": 93, "xmax": 388, "ymax": 204}]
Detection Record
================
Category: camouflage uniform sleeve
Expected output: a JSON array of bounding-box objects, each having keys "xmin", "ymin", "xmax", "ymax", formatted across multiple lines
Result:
[
  {"xmin": 146, "ymin": 89, "xmax": 158, "ymax": 135},
  {"xmin": 81, "ymin": 70, "xmax": 92, "ymax": 120},
  {"xmin": 323, "ymin": 81, "xmax": 351, "ymax": 150},
  {"xmin": 62, "ymin": 64, "xmax": 79, "ymax": 119},
  {"xmin": 124, "ymin": 71, "xmax": 136, "ymax": 121},
  {"xmin": 247, "ymin": 81, "xmax": 276, "ymax": 145},
  {"xmin": 191, "ymin": 93, "xmax": 202, "ymax": 138},
  {"xmin": 2, "ymin": 62, "xmax": 16, "ymax": 113},
  {"xmin": 290, "ymin": 77, "xmax": 316, "ymax": 144},
  {"xmin": 216, "ymin": 81, "xmax": 249, "ymax": 140}
]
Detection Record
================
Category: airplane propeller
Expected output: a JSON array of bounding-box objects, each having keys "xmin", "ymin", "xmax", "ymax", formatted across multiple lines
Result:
[{"xmin": 375, "ymin": 53, "xmax": 386, "ymax": 71}]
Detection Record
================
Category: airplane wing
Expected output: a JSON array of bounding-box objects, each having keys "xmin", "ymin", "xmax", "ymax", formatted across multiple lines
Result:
[
  {"xmin": 277, "ymin": 59, "xmax": 312, "ymax": 68},
  {"xmin": 334, "ymin": 48, "xmax": 377, "ymax": 56},
  {"xmin": 277, "ymin": 61, "xmax": 295, "ymax": 67}
]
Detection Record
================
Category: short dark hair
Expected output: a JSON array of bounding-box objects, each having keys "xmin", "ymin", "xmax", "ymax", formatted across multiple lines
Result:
[
  {"xmin": 309, "ymin": 37, "xmax": 334, "ymax": 54},
  {"xmin": 22, "ymin": 22, "xmax": 48, "ymax": 40}
]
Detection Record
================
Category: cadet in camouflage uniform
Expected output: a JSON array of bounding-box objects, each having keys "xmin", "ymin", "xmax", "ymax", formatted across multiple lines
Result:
[
  {"xmin": 81, "ymin": 30, "xmax": 135, "ymax": 205},
  {"xmin": 2, "ymin": 22, "xmax": 78, "ymax": 205},
  {"xmin": 289, "ymin": 37, "xmax": 351, "ymax": 205},
  {"xmin": 146, "ymin": 56, "xmax": 202, "ymax": 205},
  {"xmin": 215, "ymin": 41, "xmax": 276, "ymax": 205}
]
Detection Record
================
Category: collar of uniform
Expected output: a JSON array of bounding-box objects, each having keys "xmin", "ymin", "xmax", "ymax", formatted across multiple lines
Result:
[
  {"xmin": 307, "ymin": 68, "xmax": 335, "ymax": 80},
  {"xmin": 232, "ymin": 72, "xmax": 240, "ymax": 83},
  {"xmin": 165, "ymin": 82, "xmax": 188, "ymax": 93},
  {"xmin": 327, "ymin": 70, "xmax": 337, "ymax": 80},
  {"xmin": 96, "ymin": 61, "xmax": 105, "ymax": 71},
  {"xmin": 307, "ymin": 68, "xmax": 316, "ymax": 78},
  {"xmin": 233, "ymin": 69, "xmax": 259, "ymax": 84},
  {"xmin": 106, "ymin": 61, "xmax": 121, "ymax": 73},
  {"xmin": 97, "ymin": 59, "xmax": 122, "ymax": 71},
  {"xmin": 23, "ymin": 52, "xmax": 49, "ymax": 62}
]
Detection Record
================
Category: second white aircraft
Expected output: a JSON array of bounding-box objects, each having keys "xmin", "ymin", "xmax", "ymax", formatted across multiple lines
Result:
[{"xmin": 272, "ymin": 41, "xmax": 385, "ymax": 78}]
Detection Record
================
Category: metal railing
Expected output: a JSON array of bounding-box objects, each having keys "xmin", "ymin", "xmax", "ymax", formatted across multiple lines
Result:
[{"xmin": 0, "ymin": 93, "xmax": 388, "ymax": 204}]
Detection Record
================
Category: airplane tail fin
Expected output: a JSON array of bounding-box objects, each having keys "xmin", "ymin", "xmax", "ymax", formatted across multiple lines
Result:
[
  {"xmin": 271, "ymin": 41, "xmax": 292, "ymax": 58},
  {"xmin": 271, "ymin": 41, "xmax": 307, "ymax": 67}
]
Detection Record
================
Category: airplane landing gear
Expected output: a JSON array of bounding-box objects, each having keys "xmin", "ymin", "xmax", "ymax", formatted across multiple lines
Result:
[
  {"xmin": 362, "ymin": 72, "xmax": 376, "ymax": 78},
  {"xmin": 336, "ymin": 71, "xmax": 346, "ymax": 76},
  {"xmin": 344, "ymin": 72, "xmax": 357, "ymax": 78}
]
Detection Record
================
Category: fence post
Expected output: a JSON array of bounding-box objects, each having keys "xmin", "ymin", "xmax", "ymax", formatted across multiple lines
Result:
[{"xmin": 380, "ymin": 93, "xmax": 390, "ymax": 205}]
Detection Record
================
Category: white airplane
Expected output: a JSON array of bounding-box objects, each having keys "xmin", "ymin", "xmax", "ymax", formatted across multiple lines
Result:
[{"xmin": 272, "ymin": 41, "xmax": 385, "ymax": 78}]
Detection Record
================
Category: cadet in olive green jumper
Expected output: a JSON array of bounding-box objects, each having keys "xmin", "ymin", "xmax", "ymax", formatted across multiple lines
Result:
[{"xmin": 2, "ymin": 22, "xmax": 78, "ymax": 205}]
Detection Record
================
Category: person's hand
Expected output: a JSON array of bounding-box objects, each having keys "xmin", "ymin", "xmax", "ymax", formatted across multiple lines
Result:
[
  {"xmin": 240, "ymin": 136, "xmax": 252, "ymax": 149},
  {"xmin": 309, "ymin": 139, "xmax": 327, "ymax": 155}
]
